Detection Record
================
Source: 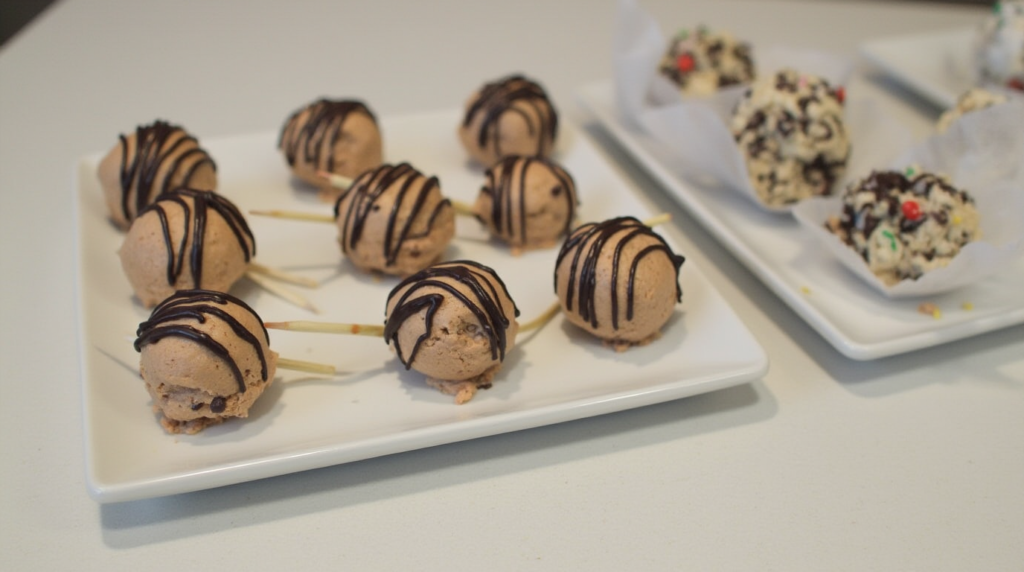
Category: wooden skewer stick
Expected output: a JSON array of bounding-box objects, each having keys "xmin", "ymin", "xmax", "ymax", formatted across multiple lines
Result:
[
  {"xmin": 642, "ymin": 213, "xmax": 671, "ymax": 228},
  {"xmin": 249, "ymin": 209, "xmax": 335, "ymax": 224},
  {"xmin": 248, "ymin": 261, "xmax": 319, "ymax": 288},
  {"xmin": 245, "ymin": 272, "xmax": 320, "ymax": 314},
  {"xmin": 316, "ymin": 170, "xmax": 354, "ymax": 190},
  {"xmin": 277, "ymin": 358, "xmax": 336, "ymax": 375},
  {"xmin": 264, "ymin": 320, "xmax": 385, "ymax": 337},
  {"xmin": 451, "ymin": 200, "xmax": 476, "ymax": 217},
  {"xmin": 519, "ymin": 301, "xmax": 561, "ymax": 332}
]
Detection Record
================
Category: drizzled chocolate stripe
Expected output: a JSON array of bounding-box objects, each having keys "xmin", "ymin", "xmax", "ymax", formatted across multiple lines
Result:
[
  {"xmin": 279, "ymin": 99, "xmax": 376, "ymax": 171},
  {"xmin": 462, "ymin": 75, "xmax": 557, "ymax": 159},
  {"xmin": 334, "ymin": 163, "xmax": 451, "ymax": 267},
  {"xmin": 384, "ymin": 261, "xmax": 519, "ymax": 370},
  {"xmin": 556, "ymin": 217, "xmax": 684, "ymax": 330},
  {"xmin": 134, "ymin": 289, "xmax": 269, "ymax": 393},
  {"xmin": 118, "ymin": 121, "xmax": 217, "ymax": 222},
  {"xmin": 482, "ymin": 156, "xmax": 577, "ymax": 244},
  {"xmin": 138, "ymin": 188, "xmax": 255, "ymax": 288}
]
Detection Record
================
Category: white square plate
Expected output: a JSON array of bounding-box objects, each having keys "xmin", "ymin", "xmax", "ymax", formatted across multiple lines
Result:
[
  {"xmin": 577, "ymin": 81, "xmax": 1024, "ymax": 360},
  {"xmin": 76, "ymin": 109, "xmax": 768, "ymax": 503},
  {"xmin": 859, "ymin": 28, "xmax": 975, "ymax": 109}
]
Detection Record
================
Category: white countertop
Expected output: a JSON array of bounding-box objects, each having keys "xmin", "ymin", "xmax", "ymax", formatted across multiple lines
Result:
[{"xmin": 2, "ymin": 0, "xmax": 1021, "ymax": 569}]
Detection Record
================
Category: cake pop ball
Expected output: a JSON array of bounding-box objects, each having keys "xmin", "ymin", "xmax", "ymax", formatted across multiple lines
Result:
[
  {"xmin": 554, "ymin": 216, "xmax": 685, "ymax": 348},
  {"xmin": 279, "ymin": 98, "xmax": 383, "ymax": 200},
  {"xmin": 457, "ymin": 74, "xmax": 558, "ymax": 167},
  {"xmin": 135, "ymin": 289, "xmax": 279, "ymax": 434},
  {"xmin": 472, "ymin": 155, "xmax": 578, "ymax": 250},
  {"xmin": 384, "ymin": 260, "xmax": 520, "ymax": 402},
  {"xmin": 97, "ymin": 120, "xmax": 217, "ymax": 230},
  {"xmin": 334, "ymin": 163, "xmax": 456, "ymax": 276},
  {"xmin": 119, "ymin": 188, "xmax": 255, "ymax": 307}
]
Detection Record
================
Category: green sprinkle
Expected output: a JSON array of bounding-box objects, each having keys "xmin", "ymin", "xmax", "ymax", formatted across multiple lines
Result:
[
  {"xmin": 904, "ymin": 166, "xmax": 915, "ymax": 177},
  {"xmin": 677, "ymin": 29, "xmax": 689, "ymax": 40},
  {"xmin": 882, "ymin": 230, "xmax": 897, "ymax": 252}
]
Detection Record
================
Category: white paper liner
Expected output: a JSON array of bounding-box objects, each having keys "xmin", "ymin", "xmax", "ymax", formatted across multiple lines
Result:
[
  {"xmin": 612, "ymin": 0, "xmax": 913, "ymax": 214},
  {"xmin": 792, "ymin": 100, "xmax": 1024, "ymax": 298}
]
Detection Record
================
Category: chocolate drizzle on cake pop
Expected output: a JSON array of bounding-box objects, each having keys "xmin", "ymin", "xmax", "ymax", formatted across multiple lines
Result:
[
  {"xmin": 556, "ymin": 217, "xmax": 684, "ymax": 330},
  {"xmin": 279, "ymin": 99, "xmax": 376, "ymax": 172},
  {"xmin": 117, "ymin": 121, "xmax": 217, "ymax": 223},
  {"xmin": 384, "ymin": 261, "xmax": 520, "ymax": 370},
  {"xmin": 462, "ymin": 75, "xmax": 558, "ymax": 159},
  {"xmin": 139, "ymin": 188, "xmax": 255, "ymax": 288},
  {"xmin": 334, "ymin": 163, "xmax": 452, "ymax": 267},
  {"xmin": 480, "ymin": 155, "xmax": 577, "ymax": 245},
  {"xmin": 134, "ymin": 289, "xmax": 270, "ymax": 393}
]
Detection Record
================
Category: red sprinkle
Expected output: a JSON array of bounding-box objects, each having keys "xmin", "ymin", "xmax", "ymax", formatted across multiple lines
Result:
[
  {"xmin": 834, "ymin": 86, "xmax": 846, "ymax": 104},
  {"xmin": 901, "ymin": 200, "xmax": 922, "ymax": 221},
  {"xmin": 1007, "ymin": 78, "xmax": 1024, "ymax": 92},
  {"xmin": 677, "ymin": 53, "xmax": 695, "ymax": 73}
]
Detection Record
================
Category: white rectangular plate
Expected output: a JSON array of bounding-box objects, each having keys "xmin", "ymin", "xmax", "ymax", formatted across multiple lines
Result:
[
  {"xmin": 77, "ymin": 109, "xmax": 768, "ymax": 503},
  {"xmin": 577, "ymin": 81, "xmax": 1024, "ymax": 360},
  {"xmin": 859, "ymin": 27, "xmax": 975, "ymax": 109}
]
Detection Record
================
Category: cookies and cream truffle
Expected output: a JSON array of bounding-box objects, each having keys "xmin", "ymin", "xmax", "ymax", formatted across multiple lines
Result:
[
  {"xmin": 97, "ymin": 120, "xmax": 217, "ymax": 230},
  {"xmin": 135, "ymin": 289, "xmax": 278, "ymax": 434},
  {"xmin": 472, "ymin": 155, "xmax": 578, "ymax": 250},
  {"xmin": 334, "ymin": 163, "xmax": 455, "ymax": 276},
  {"xmin": 826, "ymin": 167, "xmax": 981, "ymax": 285},
  {"xmin": 731, "ymin": 69, "xmax": 850, "ymax": 207},
  {"xmin": 458, "ymin": 75, "xmax": 558, "ymax": 167},
  {"xmin": 554, "ymin": 217, "xmax": 685, "ymax": 348},
  {"xmin": 974, "ymin": 0, "xmax": 1024, "ymax": 91},
  {"xmin": 120, "ymin": 188, "xmax": 255, "ymax": 307},
  {"xmin": 937, "ymin": 87, "xmax": 1010, "ymax": 132},
  {"xmin": 658, "ymin": 26, "xmax": 755, "ymax": 95},
  {"xmin": 384, "ymin": 260, "xmax": 520, "ymax": 403},
  {"xmin": 279, "ymin": 98, "xmax": 383, "ymax": 199}
]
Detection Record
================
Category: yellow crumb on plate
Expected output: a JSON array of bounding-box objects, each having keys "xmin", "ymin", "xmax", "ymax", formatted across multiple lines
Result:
[{"xmin": 917, "ymin": 302, "xmax": 941, "ymax": 319}]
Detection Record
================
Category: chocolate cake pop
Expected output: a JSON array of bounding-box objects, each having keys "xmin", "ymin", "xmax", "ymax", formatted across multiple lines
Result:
[
  {"xmin": 457, "ymin": 74, "xmax": 558, "ymax": 167},
  {"xmin": 554, "ymin": 217, "xmax": 685, "ymax": 348},
  {"xmin": 120, "ymin": 188, "xmax": 255, "ymax": 307},
  {"xmin": 134, "ymin": 289, "xmax": 278, "ymax": 434},
  {"xmin": 279, "ymin": 98, "xmax": 383, "ymax": 200},
  {"xmin": 97, "ymin": 120, "xmax": 217, "ymax": 230},
  {"xmin": 385, "ymin": 260, "xmax": 520, "ymax": 403},
  {"xmin": 472, "ymin": 155, "xmax": 578, "ymax": 250},
  {"xmin": 334, "ymin": 163, "xmax": 456, "ymax": 276}
]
